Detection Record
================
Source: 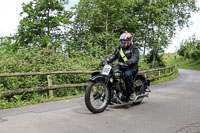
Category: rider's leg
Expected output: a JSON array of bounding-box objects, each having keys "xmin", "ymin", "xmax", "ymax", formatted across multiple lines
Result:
[{"xmin": 124, "ymin": 68, "xmax": 138, "ymax": 99}]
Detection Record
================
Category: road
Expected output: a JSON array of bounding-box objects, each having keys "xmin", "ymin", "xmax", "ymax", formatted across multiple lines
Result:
[{"xmin": 0, "ymin": 69, "xmax": 200, "ymax": 133}]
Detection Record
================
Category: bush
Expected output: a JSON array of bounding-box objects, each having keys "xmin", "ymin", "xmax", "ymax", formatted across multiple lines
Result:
[
  {"xmin": 145, "ymin": 53, "xmax": 166, "ymax": 68},
  {"xmin": 0, "ymin": 47, "xmax": 101, "ymax": 92},
  {"xmin": 0, "ymin": 47, "xmax": 151, "ymax": 108}
]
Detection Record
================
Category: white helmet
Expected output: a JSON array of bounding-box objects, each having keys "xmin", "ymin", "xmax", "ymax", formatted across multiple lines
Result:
[{"xmin": 119, "ymin": 32, "xmax": 133, "ymax": 48}]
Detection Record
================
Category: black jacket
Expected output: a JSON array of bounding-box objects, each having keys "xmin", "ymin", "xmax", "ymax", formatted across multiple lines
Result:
[{"xmin": 106, "ymin": 44, "xmax": 139, "ymax": 70}]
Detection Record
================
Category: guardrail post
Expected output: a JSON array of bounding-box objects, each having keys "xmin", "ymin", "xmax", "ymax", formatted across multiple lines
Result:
[
  {"xmin": 47, "ymin": 75, "xmax": 53, "ymax": 97},
  {"xmin": 159, "ymin": 71, "xmax": 161, "ymax": 80},
  {"xmin": 171, "ymin": 66, "xmax": 173, "ymax": 73}
]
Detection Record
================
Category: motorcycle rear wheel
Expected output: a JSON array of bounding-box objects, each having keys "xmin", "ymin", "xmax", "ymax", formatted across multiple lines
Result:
[
  {"xmin": 134, "ymin": 79, "xmax": 145, "ymax": 104},
  {"xmin": 85, "ymin": 81, "xmax": 110, "ymax": 113},
  {"xmin": 134, "ymin": 79, "xmax": 145, "ymax": 95}
]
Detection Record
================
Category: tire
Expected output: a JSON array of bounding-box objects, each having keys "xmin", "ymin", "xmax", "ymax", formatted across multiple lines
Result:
[
  {"xmin": 134, "ymin": 79, "xmax": 145, "ymax": 104},
  {"xmin": 85, "ymin": 81, "xmax": 110, "ymax": 113}
]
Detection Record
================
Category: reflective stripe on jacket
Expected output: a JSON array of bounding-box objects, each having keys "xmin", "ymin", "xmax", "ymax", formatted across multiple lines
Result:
[{"xmin": 106, "ymin": 43, "xmax": 139, "ymax": 70}]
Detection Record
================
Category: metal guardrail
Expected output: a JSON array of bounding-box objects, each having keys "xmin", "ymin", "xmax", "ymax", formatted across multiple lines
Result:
[{"xmin": 0, "ymin": 66, "xmax": 176, "ymax": 97}]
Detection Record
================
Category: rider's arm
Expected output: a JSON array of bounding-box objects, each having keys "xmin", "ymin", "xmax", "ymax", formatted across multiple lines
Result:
[
  {"xmin": 126, "ymin": 47, "xmax": 139, "ymax": 65},
  {"xmin": 106, "ymin": 47, "xmax": 120, "ymax": 63}
]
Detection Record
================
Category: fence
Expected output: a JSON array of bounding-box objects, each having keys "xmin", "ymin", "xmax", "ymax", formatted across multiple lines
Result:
[{"xmin": 0, "ymin": 66, "xmax": 176, "ymax": 97}]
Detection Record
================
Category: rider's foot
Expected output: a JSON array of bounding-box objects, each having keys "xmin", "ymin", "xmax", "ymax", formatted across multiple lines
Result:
[{"xmin": 130, "ymin": 92, "xmax": 136, "ymax": 100}]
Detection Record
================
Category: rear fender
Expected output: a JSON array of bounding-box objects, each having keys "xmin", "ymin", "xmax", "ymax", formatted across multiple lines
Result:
[{"xmin": 135, "ymin": 72, "xmax": 150, "ymax": 86}]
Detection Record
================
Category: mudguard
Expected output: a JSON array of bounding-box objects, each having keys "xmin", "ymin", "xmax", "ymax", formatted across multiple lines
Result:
[
  {"xmin": 135, "ymin": 72, "xmax": 150, "ymax": 86},
  {"xmin": 91, "ymin": 72, "xmax": 101, "ymax": 77},
  {"xmin": 90, "ymin": 75, "xmax": 106, "ymax": 82}
]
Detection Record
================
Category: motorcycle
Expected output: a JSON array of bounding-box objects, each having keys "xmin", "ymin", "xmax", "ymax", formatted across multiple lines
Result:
[{"xmin": 85, "ymin": 62, "xmax": 151, "ymax": 113}]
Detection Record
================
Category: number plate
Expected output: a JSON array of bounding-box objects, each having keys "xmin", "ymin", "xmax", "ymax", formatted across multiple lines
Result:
[{"xmin": 101, "ymin": 65, "xmax": 112, "ymax": 75}]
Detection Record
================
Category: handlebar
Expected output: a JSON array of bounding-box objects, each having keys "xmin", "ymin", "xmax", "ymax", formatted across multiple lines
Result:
[
  {"xmin": 116, "ymin": 62, "xmax": 128, "ymax": 67},
  {"xmin": 99, "ymin": 58, "xmax": 128, "ymax": 68}
]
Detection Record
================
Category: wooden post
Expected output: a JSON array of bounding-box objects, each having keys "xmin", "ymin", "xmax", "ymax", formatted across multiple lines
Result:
[
  {"xmin": 159, "ymin": 71, "xmax": 161, "ymax": 80},
  {"xmin": 47, "ymin": 75, "xmax": 53, "ymax": 97}
]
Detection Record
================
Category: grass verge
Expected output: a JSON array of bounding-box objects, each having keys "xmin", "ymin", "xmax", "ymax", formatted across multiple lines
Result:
[
  {"xmin": 0, "ymin": 93, "xmax": 84, "ymax": 109},
  {"xmin": 150, "ymin": 68, "xmax": 179, "ymax": 85},
  {"xmin": 165, "ymin": 54, "xmax": 200, "ymax": 71}
]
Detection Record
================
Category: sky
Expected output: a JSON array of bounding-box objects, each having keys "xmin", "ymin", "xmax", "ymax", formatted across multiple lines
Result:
[
  {"xmin": 0, "ymin": 0, "xmax": 199, "ymax": 53},
  {"xmin": 165, "ymin": 0, "xmax": 200, "ymax": 53},
  {"xmin": 0, "ymin": 0, "xmax": 79, "ymax": 36}
]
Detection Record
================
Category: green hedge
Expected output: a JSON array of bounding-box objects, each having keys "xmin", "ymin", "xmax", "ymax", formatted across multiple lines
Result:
[
  {"xmin": 0, "ymin": 47, "xmax": 150, "ymax": 99},
  {"xmin": 0, "ymin": 47, "xmax": 151, "ymax": 108},
  {"xmin": 0, "ymin": 48, "xmax": 100, "ymax": 92}
]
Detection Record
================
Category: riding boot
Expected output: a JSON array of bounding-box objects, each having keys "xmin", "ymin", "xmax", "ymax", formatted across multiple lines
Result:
[{"xmin": 130, "ymin": 92, "xmax": 136, "ymax": 100}]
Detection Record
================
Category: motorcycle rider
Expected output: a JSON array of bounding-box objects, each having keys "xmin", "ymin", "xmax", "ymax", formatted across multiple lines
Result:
[{"xmin": 99, "ymin": 32, "xmax": 139, "ymax": 100}]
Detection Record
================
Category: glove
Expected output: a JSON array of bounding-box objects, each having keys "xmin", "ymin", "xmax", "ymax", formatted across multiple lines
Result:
[
  {"xmin": 99, "ymin": 59, "xmax": 107, "ymax": 66},
  {"xmin": 124, "ymin": 62, "xmax": 129, "ymax": 67},
  {"xmin": 117, "ymin": 62, "xmax": 128, "ymax": 67},
  {"xmin": 118, "ymin": 62, "xmax": 128, "ymax": 70}
]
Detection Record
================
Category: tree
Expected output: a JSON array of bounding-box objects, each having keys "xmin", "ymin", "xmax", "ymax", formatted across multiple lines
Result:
[
  {"xmin": 137, "ymin": 0, "xmax": 199, "ymax": 67},
  {"xmin": 15, "ymin": 0, "xmax": 72, "ymax": 49},
  {"xmin": 69, "ymin": 0, "xmax": 198, "ymax": 61},
  {"xmin": 68, "ymin": 0, "xmax": 129, "ymax": 56},
  {"xmin": 177, "ymin": 41, "xmax": 187, "ymax": 57},
  {"xmin": 177, "ymin": 35, "xmax": 200, "ymax": 60}
]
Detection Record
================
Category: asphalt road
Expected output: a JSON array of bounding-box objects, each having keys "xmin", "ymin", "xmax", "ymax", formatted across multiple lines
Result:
[{"xmin": 0, "ymin": 69, "xmax": 200, "ymax": 133}]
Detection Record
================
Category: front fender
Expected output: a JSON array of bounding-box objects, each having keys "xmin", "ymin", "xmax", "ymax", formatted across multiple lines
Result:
[
  {"xmin": 90, "ymin": 75, "xmax": 106, "ymax": 82},
  {"xmin": 91, "ymin": 72, "xmax": 101, "ymax": 77}
]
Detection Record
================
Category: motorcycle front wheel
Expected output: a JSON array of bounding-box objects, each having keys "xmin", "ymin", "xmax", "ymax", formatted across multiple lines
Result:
[{"xmin": 85, "ymin": 81, "xmax": 110, "ymax": 113}]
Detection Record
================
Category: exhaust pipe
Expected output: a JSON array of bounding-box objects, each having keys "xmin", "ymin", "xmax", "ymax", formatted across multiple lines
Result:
[{"xmin": 133, "ymin": 93, "xmax": 149, "ymax": 103}]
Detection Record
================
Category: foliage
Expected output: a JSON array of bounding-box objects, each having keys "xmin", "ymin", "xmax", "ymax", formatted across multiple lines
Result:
[
  {"xmin": 1, "ymin": 0, "xmax": 198, "ymax": 66},
  {"xmin": 0, "ymin": 36, "xmax": 16, "ymax": 55},
  {"xmin": 69, "ymin": 0, "xmax": 199, "ymax": 67},
  {"xmin": 177, "ymin": 35, "xmax": 200, "ymax": 60},
  {"xmin": 165, "ymin": 53, "xmax": 200, "ymax": 71},
  {"xmin": 145, "ymin": 52, "xmax": 166, "ymax": 68},
  {"xmin": 0, "ymin": 47, "xmax": 100, "ymax": 91},
  {"xmin": 0, "ymin": 47, "xmax": 151, "ymax": 93},
  {"xmin": 15, "ymin": 0, "xmax": 72, "ymax": 49},
  {"xmin": 0, "ymin": 47, "xmax": 150, "ymax": 92},
  {"xmin": 0, "ymin": 0, "xmax": 199, "ymax": 108},
  {"xmin": 150, "ymin": 67, "xmax": 179, "ymax": 85},
  {"xmin": 0, "ymin": 47, "xmax": 177, "ymax": 109}
]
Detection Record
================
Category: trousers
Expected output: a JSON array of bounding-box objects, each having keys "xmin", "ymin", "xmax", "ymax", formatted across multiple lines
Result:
[{"xmin": 123, "ymin": 68, "xmax": 138, "ymax": 93}]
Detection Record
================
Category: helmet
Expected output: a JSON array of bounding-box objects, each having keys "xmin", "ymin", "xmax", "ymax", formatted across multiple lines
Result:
[{"xmin": 119, "ymin": 32, "xmax": 133, "ymax": 48}]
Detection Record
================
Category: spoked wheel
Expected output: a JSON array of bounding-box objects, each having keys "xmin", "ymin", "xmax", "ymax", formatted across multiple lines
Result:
[
  {"xmin": 85, "ymin": 81, "xmax": 110, "ymax": 113},
  {"xmin": 134, "ymin": 79, "xmax": 145, "ymax": 95},
  {"xmin": 134, "ymin": 79, "xmax": 145, "ymax": 104}
]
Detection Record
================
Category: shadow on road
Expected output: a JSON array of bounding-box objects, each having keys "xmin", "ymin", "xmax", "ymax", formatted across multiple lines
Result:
[{"xmin": 109, "ymin": 102, "xmax": 146, "ymax": 109}]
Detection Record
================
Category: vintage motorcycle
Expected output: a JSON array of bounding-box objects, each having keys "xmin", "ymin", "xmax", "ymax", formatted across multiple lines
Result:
[{"xmin": 85, "ymin": 62, "xmax": 151, "ymax": 113}]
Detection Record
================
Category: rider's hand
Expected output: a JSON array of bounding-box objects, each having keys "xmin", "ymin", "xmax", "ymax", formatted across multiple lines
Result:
[
  {"xmin": 124, "ymin": 62, "xmax": 129, "ymax": 67},
  {"xmin": 99, "ymin": 59, "xmax": 107, "ymax": 66}
]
